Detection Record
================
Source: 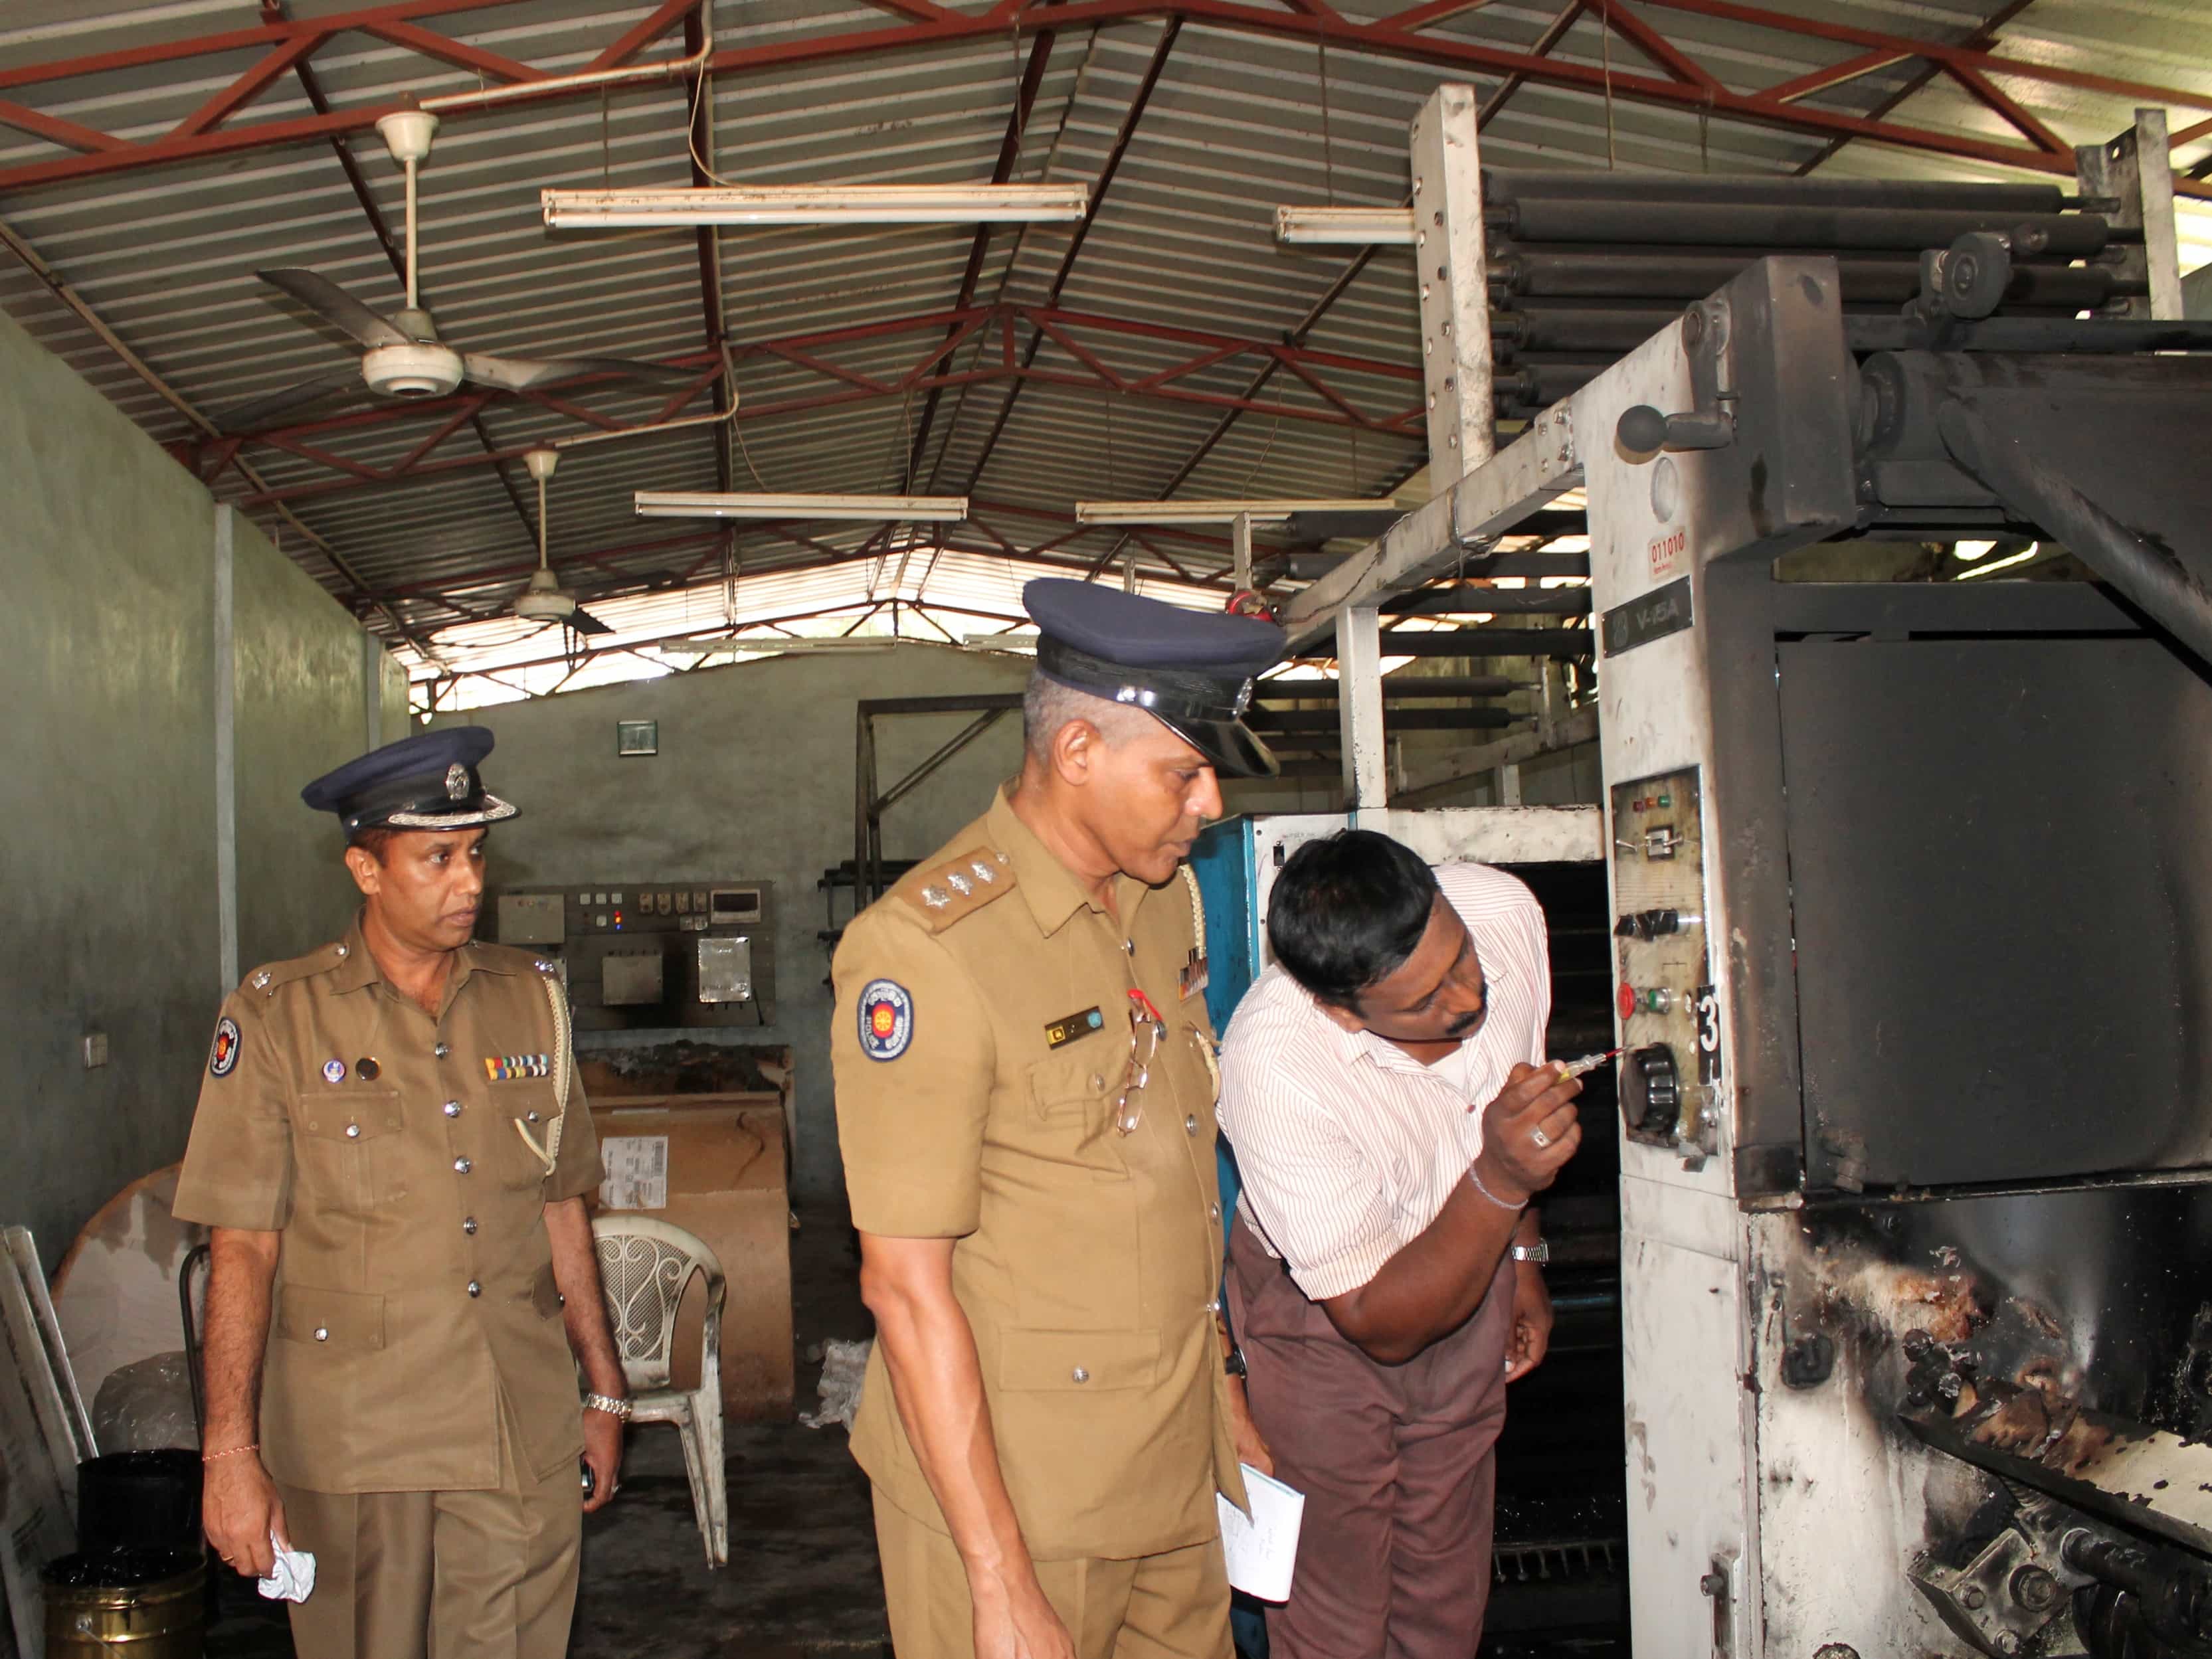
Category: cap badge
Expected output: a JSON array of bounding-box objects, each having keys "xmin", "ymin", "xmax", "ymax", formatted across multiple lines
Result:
[
  {"xmin": 1233, "ymin": 679, "xmax": 1254, "ymax": 717},
  {"xmin": 444, "ymin": 762, "xmax": 470, "ymax": 800}
]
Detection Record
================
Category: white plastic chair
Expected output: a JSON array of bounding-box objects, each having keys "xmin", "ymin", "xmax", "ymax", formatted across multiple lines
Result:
[{"xmin": 591, "ymin": 1215, "xmax": 729, "ymax": 1566}]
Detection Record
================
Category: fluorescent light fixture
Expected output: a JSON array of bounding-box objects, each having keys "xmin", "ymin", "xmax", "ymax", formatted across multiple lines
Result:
[
  {"xmin": 547, "ymin": 185, "xmax": 1090, "ymax": 229},
  {"xmin": 635, "ymin": 492, "xmax": 968, "ymax": 522},
  {"xmin": 1275, "ymin": 206, "xmax": 1416, "ymax": 245},
  {"xmin": 1955, "ymin": 541, "xmax": 2041, "ymax": 580},
  {"xmin": 1953, "ymin": 539, "xmax": 1997, "ymax": 562},
  {"xmin": 1075, "ymin": 499, "xmax": 1399, "ymax": 526}
]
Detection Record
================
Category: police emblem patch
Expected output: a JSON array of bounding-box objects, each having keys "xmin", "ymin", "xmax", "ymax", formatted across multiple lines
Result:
[
  {"xmin": 208, "ymin": 1017, "xmax": 241, "ymax": 1079},
  {"xmin": 322, "ymin": 1058, "xmax": 347, "ymax": 1085},
  {"xmin": 858, "ymin": 979, "xmax": 914, "ymax": 1062}
]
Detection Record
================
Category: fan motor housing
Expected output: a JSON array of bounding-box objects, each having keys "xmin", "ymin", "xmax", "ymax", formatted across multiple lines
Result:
[{"xmin": 363, "ymin": 341, "xmax": 464, "ymax": 400}]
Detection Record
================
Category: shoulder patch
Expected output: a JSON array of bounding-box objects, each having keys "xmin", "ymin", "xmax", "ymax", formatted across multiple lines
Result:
[
  {"xmin": 898, "ymin": 846, "xmax": 1017, "ymax": 934},
  {"xmin": 208, "ymin": 1016, "xmax": 242, "ymax": 1078},
  {"xmin": 856, "ymin": 979, "xmax": 915, "ymax": 1061}
]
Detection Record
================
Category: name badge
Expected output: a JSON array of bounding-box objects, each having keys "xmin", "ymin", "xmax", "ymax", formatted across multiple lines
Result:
[{"xmin": 1044, "ymin": 1007, "xmax": 1105, "ymax": 1049}]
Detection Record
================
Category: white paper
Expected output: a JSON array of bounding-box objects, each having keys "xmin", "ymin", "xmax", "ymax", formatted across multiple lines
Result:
[
  {"xmin": 1216, "ymin": 1464, "xmax": 1305, "ymax": 1603},
  {"xmin": 599, "ymin": 1135, "xmax": 670, "ymax": 1211},
  {"xmin": 258, "ymin": 1535, "xmax": 317, "ymax": 1603}
]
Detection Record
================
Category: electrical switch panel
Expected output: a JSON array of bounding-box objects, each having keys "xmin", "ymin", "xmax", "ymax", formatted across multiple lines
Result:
[
  {"xmin": 485, "ymin": 879, "xmax": 776, "ymax": 1029},
  {"xmin": 1610, "ymin": 768, "xmax": 1717, "ymax": 1156}
]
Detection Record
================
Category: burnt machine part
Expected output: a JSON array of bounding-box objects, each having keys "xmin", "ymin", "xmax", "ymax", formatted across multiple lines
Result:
[
  {"xmin": 1910, "ymin": 1490, "xmax": 2095, "ymax": 1657},
  {"xmin": 1609, "ymin": 769, "xmax": 1714, "ymax": 1156},
  {"xmin": 2069, "ymin": 1532, "xmax": 2212, "ymax": 1659},
  {"xmin": 488, "ymin": 881, "xmax": 776, "ymax": 1030}
]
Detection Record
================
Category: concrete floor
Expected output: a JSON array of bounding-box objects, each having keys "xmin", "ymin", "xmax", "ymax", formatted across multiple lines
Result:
[
  {"xmin": 205, "ymin": 1197, "xmax": 1625, "ymax": 1657},
  {"xmin": 209, "ymin": 1198, "xmax": 889, "ymax": 1658}
]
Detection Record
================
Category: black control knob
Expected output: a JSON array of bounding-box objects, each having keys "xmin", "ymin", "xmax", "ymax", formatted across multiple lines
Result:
[
  {"xmin": 1621, "ymin": 1044, "xmax": 1681, "ymax": 1136},
  {"xmin": 1614, "ymin": 908, "xmax": 1686, "ymax": 940}
]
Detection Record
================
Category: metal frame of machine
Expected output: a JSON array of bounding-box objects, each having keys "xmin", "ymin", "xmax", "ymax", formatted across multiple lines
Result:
[{"xmin": 1276, "ymin": 86, "xmax": 2212, "ymax": 1659}]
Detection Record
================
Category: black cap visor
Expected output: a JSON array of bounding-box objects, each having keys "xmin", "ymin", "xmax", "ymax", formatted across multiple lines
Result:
[{"xmin": 1152, "ymin": 712, "xmax": 1280, "ymax": 780}]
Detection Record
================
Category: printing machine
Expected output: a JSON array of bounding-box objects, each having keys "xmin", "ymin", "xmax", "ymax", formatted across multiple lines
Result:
[{"xmin": 1267, "ymin": 90, "xmax": 2212, "ymax": 1659}]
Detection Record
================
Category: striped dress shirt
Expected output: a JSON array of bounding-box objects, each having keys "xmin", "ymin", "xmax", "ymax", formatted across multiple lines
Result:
[{"xmin": 1218, "ymin": 861, "xmax": 1552, "ymax": 1301}]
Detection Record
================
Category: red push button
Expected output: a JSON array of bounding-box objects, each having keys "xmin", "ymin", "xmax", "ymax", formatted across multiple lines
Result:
[{"xmin": 1617, "ymin": 982, "xmax": 1637, "ymax": 1020}]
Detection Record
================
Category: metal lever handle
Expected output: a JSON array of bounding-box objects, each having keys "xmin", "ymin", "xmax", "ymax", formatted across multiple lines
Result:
[{"xmin": 1615, "ymin": 404, "xmax": 1734, "ymax": 459}]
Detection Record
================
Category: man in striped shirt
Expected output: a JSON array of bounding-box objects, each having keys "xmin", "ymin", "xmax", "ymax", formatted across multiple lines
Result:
[{"xmin": 1216, "ymin": 828, "xmax": 1582, "ymax": 1658}]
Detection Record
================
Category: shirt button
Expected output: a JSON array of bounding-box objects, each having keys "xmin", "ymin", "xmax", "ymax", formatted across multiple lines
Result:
[
  {"xmin": 454, "ymin": 1157, "xmax": 472, "ymax": 1174},
  {"xmin": 1206, "ymin": 1298, "xmax": 1222, "ymax": 1314},
  {"xmin": 1089, "ymin": 1074, "xmax": 1105, "ymax": 1092},
  {"xmin": 443, "ymin": 1100, "xmax": 461, "ymax": 1118},
  {"xmin": 1209, "ymin": 1202, "xmax": 1222, "ymax": 1220},
  {"xmin": 462, "ymin": 1217, "xmax": 478, "ymax": 1235},
  {"xmin": 434, "ymin": 1043, "xmax": 450, "ymax": 1059},
  {"xmin": 1185, "ymin": 1114, "xmax": 1199, "ymax": 1135},
  {"xmin": 1071, "ymin": 1366, "xmax": 1091, "ymax": 1384},
  {"xmin": 525, "ymin": 1110, "xmax": 540, "ymax": 1124},
  {"xmin": 313, "ymin": 1327, "xmax": 329, "ymax": 1342},
  {"xmin": 1123, "ymin": 938, "xmax": 1135, "ymax": 955},
  {"xmin": 344, "ymin": 1124, "xmax": 360, "ymax": 1140},
  {"xmin": 466, "ymin": 1281, "xmax": 481, "ymax": 1298}
]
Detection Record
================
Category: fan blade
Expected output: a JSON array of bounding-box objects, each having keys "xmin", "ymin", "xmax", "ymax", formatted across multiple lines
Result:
[
  {"xmin": 257, "ymin": 268, "xmax": 413, "ymax": 349},
  {"xmin": 568, "ymin": 607, "xmax": 616, "ymax": 636},
  {"xmin": 213, "ymin": 367, "xmax": 368, "ymax": 432},
  {"xmin": 460, "ymin": 352, "xmax": 693, "ymax": 393}
]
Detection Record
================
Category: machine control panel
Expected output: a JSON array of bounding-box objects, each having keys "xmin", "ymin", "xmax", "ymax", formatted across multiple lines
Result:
[
  {"xmin": 1609, "ymin": 768, "xmax": 1716, "ymax": 1157},
  {"xmin": 486, "ymin": 879, "xmax": 776, "ymax": 1030}
]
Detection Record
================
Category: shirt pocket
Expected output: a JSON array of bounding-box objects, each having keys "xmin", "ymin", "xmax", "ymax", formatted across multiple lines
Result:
[
  {"xmin": 292, "ymin": 1090, "xmax": 402, "ymax": 1215},
  {"xmin": 998, "ymin": 1328, "xmax": 1160, "ymax": 1393},
  {"xmin": 1023, "ymin": 1042, "xmax": 1126, "ymax": 1174},
  {"xmin": 273, "ymin": 1284, "xmax": 388, "ymax": 1350},
  {"xmin": 490, "ymin": 1079, "xmax": 564, "ymax": 1189}
]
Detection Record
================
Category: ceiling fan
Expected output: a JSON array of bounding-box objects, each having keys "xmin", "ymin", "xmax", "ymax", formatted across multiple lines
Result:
[
  {"xmin": 219, "ymin": 110, "xmax": 688, "ymax": 432},
  {"xmin": 513, "ymin": 446, "xmax": 614, "ymax": 636}
]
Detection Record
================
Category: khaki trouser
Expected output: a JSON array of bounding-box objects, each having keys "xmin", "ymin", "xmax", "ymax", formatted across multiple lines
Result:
[
  {"xmin": 274, "ymin": 1399, "xmax": 583, "ymax": 1659},
  {"xmin": 874, "ymin": 1489, "xmax": 1232, "ymax": 1659}
]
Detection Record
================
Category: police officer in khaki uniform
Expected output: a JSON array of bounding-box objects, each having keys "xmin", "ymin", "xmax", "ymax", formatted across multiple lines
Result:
[
  {"xmin": 175, "ymin": 727, "xmax": 631, "ymax": 1659},
  {"xmin": 833, "ymin": 579, "xmax": 1283, "ymax": 1659}
]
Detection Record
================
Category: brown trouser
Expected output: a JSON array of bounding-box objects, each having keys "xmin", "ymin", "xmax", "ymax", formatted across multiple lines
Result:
[
  {"xmin": 1227, "ymin": 1217, "xmax": 1513, "ymax": 1659},
  {"xmin": 274, "ymin": 1400, "xmax": 583, "ymax": 1659},
  {"xmin": 874, "ymin": 1488, "xmax": 1233, "ymax": 1659}
]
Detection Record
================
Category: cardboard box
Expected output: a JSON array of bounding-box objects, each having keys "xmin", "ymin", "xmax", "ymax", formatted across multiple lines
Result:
[{"xmin": 585, "ymin": 1091, "xmax": 794, "ymax": 1421}]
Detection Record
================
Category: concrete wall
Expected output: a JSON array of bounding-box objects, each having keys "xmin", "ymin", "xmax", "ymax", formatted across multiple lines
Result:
[
  {"xmin": 0, "ymin": 304, "xmax": 399, "ymax": 1265},
  {"xmin": 434, "ymin": 644, "xmax": 1038, "ymax": 1199}
]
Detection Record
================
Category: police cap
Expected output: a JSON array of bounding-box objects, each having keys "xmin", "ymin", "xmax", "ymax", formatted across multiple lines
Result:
[
  {"xmin": 1024, "ymin": 578, "xmax": 1285, "ymax": 778},
  {"xmin": 301, "ymin": 727, "xmax": 518, "ymax": 837}
]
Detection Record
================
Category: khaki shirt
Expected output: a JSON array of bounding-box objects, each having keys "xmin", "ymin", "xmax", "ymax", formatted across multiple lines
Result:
[
  {"xmin": 832, "ymin": 785, "xmax": 1244, "ymax": 1561},
  {"xmin": 173, "ymin": 916, "xmax": 602, "ymax": 1494}
]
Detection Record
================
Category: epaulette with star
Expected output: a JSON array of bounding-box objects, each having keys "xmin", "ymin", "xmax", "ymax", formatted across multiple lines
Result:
[
  {"xmin": 899, "ymin": 846, "xmax": 1018, "ymax": 933},
  {"xmin": 238, "ymin": 939, "xmax": 353, "ymax": 999}
]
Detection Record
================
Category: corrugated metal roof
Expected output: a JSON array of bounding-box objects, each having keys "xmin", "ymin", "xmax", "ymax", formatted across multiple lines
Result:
[{"xmin": 0, "ymin": 0, "xmax": 2203, "ymax": 693}]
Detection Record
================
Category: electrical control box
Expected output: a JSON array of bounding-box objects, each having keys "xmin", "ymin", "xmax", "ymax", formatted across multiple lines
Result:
[
  {"xmin": 483, "ymin": 881, "xmax": 777, "ymax": 1029},
  {"xmin": 1606, "ymin": 768, "xmax": 1716, "ymax": 1158}
]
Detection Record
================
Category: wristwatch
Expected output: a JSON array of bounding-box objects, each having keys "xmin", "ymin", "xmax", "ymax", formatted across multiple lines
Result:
[
  {"xmin": 1224, "ymin": 1344, "xmax": 1249, "ymax": 1379},
  {"xmin": 583, "ymin": 1392, "xmax": 634, "ymax": 1421},
  {"xmin": 1509, "ymin": 1241, "xmax": 1550, "ymax": 1266}
]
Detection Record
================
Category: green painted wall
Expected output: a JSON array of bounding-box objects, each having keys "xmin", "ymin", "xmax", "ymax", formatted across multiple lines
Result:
[{"xmin": 0, "ymin": 306, "xmax": 397, "ymax": 1265}]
